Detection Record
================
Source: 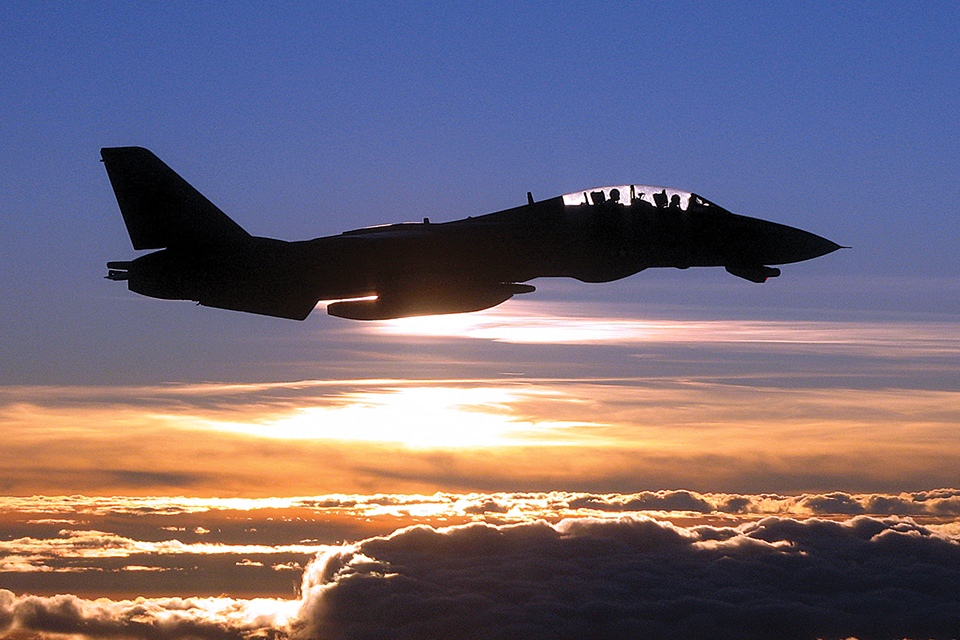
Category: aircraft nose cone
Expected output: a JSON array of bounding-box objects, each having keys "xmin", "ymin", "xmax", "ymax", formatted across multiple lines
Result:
[
  {"xmin": 729, "ymin": 216, "xmax": 842, "ymax": 265},
  {"xmin": 770, "ymin": 224, "xmax": 842, "ymax": 263},
  {"xmin": 806, "ymin": 233, "xmax": 842, "ymax": 259}
]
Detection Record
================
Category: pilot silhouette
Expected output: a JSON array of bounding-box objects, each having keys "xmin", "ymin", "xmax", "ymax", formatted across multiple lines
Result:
[{"xmin": 653, "ymin": 189, "xmax": 668, "ymax": 208}]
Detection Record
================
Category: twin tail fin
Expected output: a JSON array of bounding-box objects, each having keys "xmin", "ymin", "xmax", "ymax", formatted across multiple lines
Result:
[{"xmin": 101, "ymin": 146, "xmax": 251, "ymax": 250}]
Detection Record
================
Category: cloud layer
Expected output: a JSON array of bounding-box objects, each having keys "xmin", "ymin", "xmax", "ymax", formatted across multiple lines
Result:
[
  {"xmin": 6, "ymin": 512, "xmax": 957, "ymax": 640},
  {"xmin": 2, "ymin": 298, "xmax": 959, "ymax": 496},
  {"xmin": 3, "ymin": 372, "xmax": 960, "ymax": 496},
  {"xmin": 296, "ymin": 515, "xmax": 960, "ymax": 639}
]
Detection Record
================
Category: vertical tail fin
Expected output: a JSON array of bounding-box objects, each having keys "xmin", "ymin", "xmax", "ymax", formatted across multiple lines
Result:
[{"xmin": 101, "ymin": 146, "xmax": 251, "ymax": 250}]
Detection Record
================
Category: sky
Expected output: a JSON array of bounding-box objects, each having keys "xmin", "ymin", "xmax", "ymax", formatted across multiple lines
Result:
[{"xmin": 2, "ymin": 2, "xmax": 959, "ymax": 639}]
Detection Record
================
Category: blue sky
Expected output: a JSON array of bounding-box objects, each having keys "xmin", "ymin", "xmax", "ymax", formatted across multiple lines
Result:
[{"xmin": 0, "ymin": 2, "xmax": 958, "ymax": 496}]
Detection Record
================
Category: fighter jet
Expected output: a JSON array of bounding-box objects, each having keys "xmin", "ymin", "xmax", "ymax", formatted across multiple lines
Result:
[{"xmin": 102, "ymin": 146, "xmax": 842, "ymax": 321}]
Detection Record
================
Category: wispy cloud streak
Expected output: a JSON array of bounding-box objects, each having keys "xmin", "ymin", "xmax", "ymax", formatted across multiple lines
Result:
[
  {"xmin": 0, "ymin": 529, "xmax": 326, "ymax": 569},
  {"xmin": 372, "ymin": 304, "xmax": 960, "ymax": 356}
]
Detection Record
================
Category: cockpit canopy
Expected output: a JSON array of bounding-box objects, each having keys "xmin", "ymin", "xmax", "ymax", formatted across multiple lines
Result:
[{"xmin": 562, "ymin": 185, "xmax": 720, "ymax": 212}]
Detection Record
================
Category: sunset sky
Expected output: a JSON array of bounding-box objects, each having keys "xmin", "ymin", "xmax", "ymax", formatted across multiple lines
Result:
[{"xmin": 2, "ymin": 3, "xmax": 959, "ymax": 639}]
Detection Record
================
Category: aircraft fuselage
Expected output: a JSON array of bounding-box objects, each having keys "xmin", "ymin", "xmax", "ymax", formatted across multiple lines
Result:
[{"xmin": 102, "ymin": 148, "xmax": 841, "ymax": 320}]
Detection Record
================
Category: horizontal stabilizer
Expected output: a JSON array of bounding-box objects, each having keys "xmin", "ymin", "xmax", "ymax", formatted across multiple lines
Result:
[{"xmin": 101, "ymin": 147, "xmax": 250, "ymax": 250}]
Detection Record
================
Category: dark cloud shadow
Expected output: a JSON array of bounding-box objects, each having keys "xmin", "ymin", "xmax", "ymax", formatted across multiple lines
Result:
[{"xmin": 294, "ymin": 516, "xmax": 960, "ymax": 640}]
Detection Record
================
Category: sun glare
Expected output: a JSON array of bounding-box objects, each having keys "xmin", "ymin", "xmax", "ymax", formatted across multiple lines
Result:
[
  {"xmin": 371, "ymin": 305, "xmax": 960, "ymax": 355},
  {"xmin": 208, "ymin": 386, "xmax": 589, "ymax": 448},
  {"xmin": 373, "ymin": 307, "xmax": 659, "ymax": 343}
]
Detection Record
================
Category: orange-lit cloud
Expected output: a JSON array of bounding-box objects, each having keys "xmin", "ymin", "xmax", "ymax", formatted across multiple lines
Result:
[
  {"xmin": 1, "ymin": 303, "xmax": 957, "ymax": 496},
  {"xmin": 0, "ymin": 529, "xmax": 326, "ymax": 565},
  {"xmin": 1, "ymin": 372, "xmax": 958, "ymax": 495}
]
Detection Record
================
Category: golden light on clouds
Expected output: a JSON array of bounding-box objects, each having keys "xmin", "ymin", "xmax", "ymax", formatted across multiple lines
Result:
[
  {"xmin": 1, "ymin": 372, "xmax": 959, "ymax": 495},
  {"xmin": 5, "ymin": 490, "xmax": 960, "ymax": 635},
  {"xmin": 1, "ymin": 304, "xmax": 958, "ymax": 496},
  {"xmin": 206, "ymin": 385, "xmax": 592, "ymax": 447}
]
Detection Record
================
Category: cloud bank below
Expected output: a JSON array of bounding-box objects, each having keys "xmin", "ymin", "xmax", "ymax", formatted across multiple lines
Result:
[{"xmin": 4, "ymin": 502, "xmax": 960, "ymax": 640}]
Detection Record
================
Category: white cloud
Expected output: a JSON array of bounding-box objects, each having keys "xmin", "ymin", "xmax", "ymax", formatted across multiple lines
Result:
[
  {"xmin": 0, "ymin": 528, "xmax": 328, "ymax": 568},
  {"xmin": 371, "ymin": 304, "xmax": 960, "ymax": 356},
  {"xmin": 0, "ymin": 590, "xmax": 298, "ymax": 640}
]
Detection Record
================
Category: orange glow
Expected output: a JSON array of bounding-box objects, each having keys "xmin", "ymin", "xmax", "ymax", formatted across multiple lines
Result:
[
  {"xmin": 206, "ymin": 386, "xmax": 593, "ymax": 447},
  {"xmin": 3, "ymin": 299, "xmax": 959, "ymax": 496},
  {"xmin": 2, "ymin": 374, "xmax": 959, "ymax": 496}
]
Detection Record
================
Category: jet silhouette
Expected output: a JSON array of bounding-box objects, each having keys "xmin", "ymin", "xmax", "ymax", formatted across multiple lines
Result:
[{"xmin": 103, "ymin": 147, "xmax": 842, "ymax": 321}]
